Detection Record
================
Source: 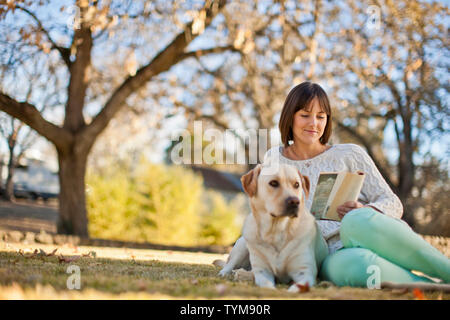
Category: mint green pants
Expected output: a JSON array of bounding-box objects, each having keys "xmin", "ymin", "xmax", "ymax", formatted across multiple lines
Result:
[{"xmin": 319, "ymin": 207, "xmax": 450, "ymax": 287}]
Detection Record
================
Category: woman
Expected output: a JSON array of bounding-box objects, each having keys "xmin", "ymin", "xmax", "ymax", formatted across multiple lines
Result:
[{"xmin": 263, "ymin": 81, "xmax": 450, "ymax": 286}]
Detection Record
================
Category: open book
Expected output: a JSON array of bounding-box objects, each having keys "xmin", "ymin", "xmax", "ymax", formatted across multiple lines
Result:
[{"xmin": 310, "ymin": 171, "xmax": 365, "ymax": 221}]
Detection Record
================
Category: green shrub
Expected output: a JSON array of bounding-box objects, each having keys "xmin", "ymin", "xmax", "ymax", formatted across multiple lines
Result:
[
  {"xmin": 133, "ymin": 162, "xmax": 204, "ymax": 246},
  {"xmin": 87, "ymin": 161, "xmax": 244, "ymax": 246},
  {"xmin": 198, "ymin": 190, "xmax": 243, "ymax": 246},
  {"xmin": 86, "ymin": 165, "xmax": 143, "ymax": 241}
]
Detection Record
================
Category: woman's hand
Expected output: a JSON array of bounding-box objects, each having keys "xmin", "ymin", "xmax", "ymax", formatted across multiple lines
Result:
[{"xmin": 337, "ymin": 201, "xmax": 364, "ymax": 220}]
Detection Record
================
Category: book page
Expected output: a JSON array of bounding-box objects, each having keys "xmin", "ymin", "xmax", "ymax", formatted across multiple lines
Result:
[
  {"xmin": 323, "ymin": 172, "xmax": 365, "ymax": 221},
  {"xmin": 323, "ymin": 172, "xmax": 347, "ymax": 210},
  {"xmin": 310, "ymin": 173, "xmax": 338, "ymax": 219}
]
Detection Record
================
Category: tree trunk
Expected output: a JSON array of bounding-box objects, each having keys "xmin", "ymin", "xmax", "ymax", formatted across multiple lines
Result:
[
  {"xmin": 57, "ymin": 146, "xmax": 89, "ymax": 236},
  {"xmin": 0, "ymin": 160, "xmax": 3, "ymax": 189},
  {"xmin": 4, "ymin": 146, "xmax": 15, "ymax": 201},
  {"xmin": 397, "ymin": 111, "xmax": 416, "ymax": 228}
]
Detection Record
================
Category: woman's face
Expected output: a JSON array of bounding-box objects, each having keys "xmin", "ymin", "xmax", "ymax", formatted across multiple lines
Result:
[{"xmin": 292, "ymin": 97, "xmax": 327, "ymax": 147}]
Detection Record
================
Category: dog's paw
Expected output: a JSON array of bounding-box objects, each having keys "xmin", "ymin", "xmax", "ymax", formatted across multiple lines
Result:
[
  {"xmin": 218, "ymin": 266, "xmax": 232, "ymax": 277},
  {"xmin": 288, "ymin": 282, "xmax": 311, "ymax": 293},
  {"xmin": 288, "ymin": 284, "xmax": 301, "ymax": 293},
  {"xmin": 288, "ymin": 277, "xmax": 315, "ymax": 293}
]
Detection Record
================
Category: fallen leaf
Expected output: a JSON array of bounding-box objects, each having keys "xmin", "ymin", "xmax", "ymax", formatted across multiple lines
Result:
[
  {"xmin": 58, "ymin": 255, "xmax": 81, "ymax": 264},
  {"xmin": 296, "ymin": 282, "xmax": 310, "ymax": 293},
  {"xmin": 82, "ymin": 251, "xmax": 96, "ymax": 258},
  {"xmin": 18, "ymin": 249, "xmax": 35, "ymax": 258},
  {"xmin": 412, "ymin": 288, "xmax": 426, "ymax": 300},
  {"xmin": 46, "ymin": 249, "xmax": 58, "ymax": 257}
]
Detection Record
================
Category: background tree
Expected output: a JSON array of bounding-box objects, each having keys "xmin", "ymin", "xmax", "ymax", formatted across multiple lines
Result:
[
  {"xmin": 157, "ymin": 0, "xmax": 448, "ymax": 232},
  {"xmin": 0, "ymin": 115, "xmax": 37, "ymax": 200},
  {"xmin": 161, "ymin": 0, "xmax": 329, "ymax": 170},
  {"xmin": 410, "ymin": 157, "xmax": 450, "ymax": 236},
  {"xmin": 0, "ymin": 45, "xmax": 60, "ymax": 200},
  {"xmin": 323, "ymin": 0, "xmax": 449, "ymax": 227},
  {"xmin": 0, "ymin": 0, "xmax": 230, "ymax": 236}
]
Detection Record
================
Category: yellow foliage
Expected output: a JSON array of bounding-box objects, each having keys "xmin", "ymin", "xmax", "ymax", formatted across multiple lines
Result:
[
  {"xmin": 133, "ymin": 161, "xmax": 204, "ymax": 246},
  {"xmin": 87, "ymin": 161, "xmax": 243, "ymax": 246},
  {"xmin": 198, "ymin": 190, "xmax": 243, "ymax": 246}
]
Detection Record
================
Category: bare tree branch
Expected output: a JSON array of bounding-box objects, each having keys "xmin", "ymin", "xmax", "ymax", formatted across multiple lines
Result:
[
  {"xmin": 180, "ymin": 45, "xmax": 240, "ymax": 60},
  {"xmin": 0, "ymin": 92, "xmax": 73, "ymax": 150},
  {"xmin": 81, "ymin": 0, "xmax": 228, "ymax": 149},
  {"xmin": 14, "ymin": 5, "xmax": 71, "ymax": 68}
]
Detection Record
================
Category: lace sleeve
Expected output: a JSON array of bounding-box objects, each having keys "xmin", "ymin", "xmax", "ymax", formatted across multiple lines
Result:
[{"xmin": 349, "ymin": 145, "xmax": 403, "ymax": 219}]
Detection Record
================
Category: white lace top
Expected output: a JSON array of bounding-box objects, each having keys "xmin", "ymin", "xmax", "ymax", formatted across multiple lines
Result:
[{"xmin": 263, "ymin": 143, "xmax": 404, "ymax": 254}]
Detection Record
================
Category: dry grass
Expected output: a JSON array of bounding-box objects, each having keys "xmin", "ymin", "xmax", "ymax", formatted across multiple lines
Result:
[{"xmin": 0, "ymin": 242, "xmax": 448, "ymax": 300}]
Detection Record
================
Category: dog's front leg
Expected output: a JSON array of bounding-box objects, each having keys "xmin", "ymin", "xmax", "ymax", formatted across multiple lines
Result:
[
  {"xmin": 253, "ymin": 269, "xmax": 276, "ymax": 289},
  {"xmin": 219, "ymin": 236, "xmax": 250, "ymax": 276},
  {"xmin": 248, "ymin": 246, "xmax": 276, "ymax": 289},
  {"xmin": 287, "ymin": 260, "xmax": 317, "ymax": 293},
  {"xmin": 288, "ymin": 270, "xmax": 316, "ymax": 292}
]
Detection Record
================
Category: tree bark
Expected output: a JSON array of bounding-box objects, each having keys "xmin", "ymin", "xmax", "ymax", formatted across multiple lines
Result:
[
  {"xmin": 57, "ymin": 144, "xmax": 89, "ymax": 236},
  {"xmin": 4, "ymin": 146, "xmax": 15, "ymax": 201},
  {"xmin": 397, "ymin": 113, "xmax": 416, "ymax": 227}
]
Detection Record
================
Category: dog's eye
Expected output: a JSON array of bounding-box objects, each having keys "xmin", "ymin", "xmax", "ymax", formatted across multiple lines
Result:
[
  {"xmin": 269, "ymin": 180, "xmax": 279, "ymax": 187},
  {"xmin": 294, "ymin": 182, "xmax": 300, "ymax": 189}
]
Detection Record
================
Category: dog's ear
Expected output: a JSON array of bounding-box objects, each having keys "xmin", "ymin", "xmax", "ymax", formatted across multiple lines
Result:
[
  {"xmin": 299, "ymin": 172, "xmax": 310, "ymax": 199},
  {"xmin": 241, "ymin": 164, "xmax": 262, "ymax": 197}
]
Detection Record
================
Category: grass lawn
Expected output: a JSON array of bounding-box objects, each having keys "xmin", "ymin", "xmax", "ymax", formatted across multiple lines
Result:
[{"xmin": 0, "ymin": 241, "xmax": 448, "ymax": 300}]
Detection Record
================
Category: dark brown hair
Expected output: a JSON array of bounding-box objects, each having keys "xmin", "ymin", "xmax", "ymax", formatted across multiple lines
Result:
[{"xmin": 278, "ymin": 82, "xmax": 332, "ymax": 146}]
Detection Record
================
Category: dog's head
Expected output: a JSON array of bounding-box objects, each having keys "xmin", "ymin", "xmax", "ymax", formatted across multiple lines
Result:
[{"xmin": 241, "ymin": 164, "xmax": 310, "ymax": 219}]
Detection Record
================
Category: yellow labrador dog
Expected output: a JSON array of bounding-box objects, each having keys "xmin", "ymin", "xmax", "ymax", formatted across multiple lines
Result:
[{"xmin": 219, "ymin": 163, "xmax": 327, "ymax": 292}]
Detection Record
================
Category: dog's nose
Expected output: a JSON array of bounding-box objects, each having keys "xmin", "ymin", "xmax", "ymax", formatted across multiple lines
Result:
[
  {"xmin": 286, "ymin": 197, "xmax": 300, "ymax": 207},
  {"xmin": 284, "ymin": 197, "xmax": 300, "ymax": 217}
]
